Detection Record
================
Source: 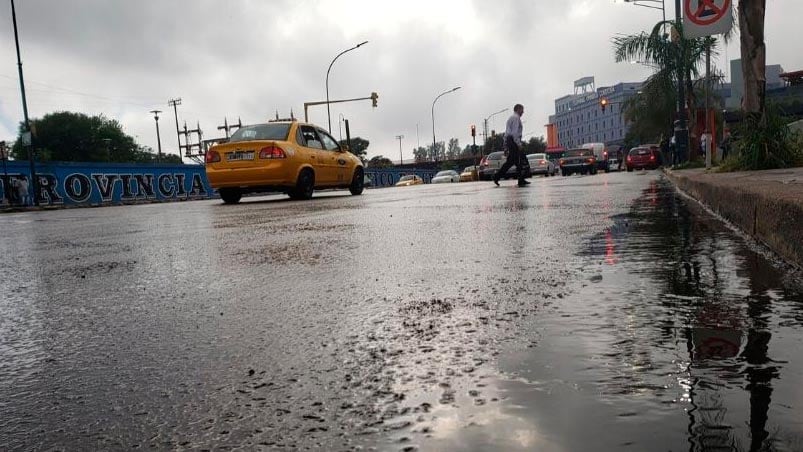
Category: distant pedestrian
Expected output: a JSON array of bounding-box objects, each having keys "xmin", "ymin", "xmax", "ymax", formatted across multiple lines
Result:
[
  {"xmin": 669, "ymin": 136, "xmax": 677, "ymax": 167},
  {"xmin": 17, "ymin": 177, "xmax": 30, "ymax": 206},
  {"xmin": 494, "ymin": 104, "xmax": 530, "ymax": 187}
]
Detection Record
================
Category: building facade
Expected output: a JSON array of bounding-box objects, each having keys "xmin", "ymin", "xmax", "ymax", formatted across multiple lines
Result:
[{"xmin": 548, "ymin": 77, "xmax": 642, "ymax": 149}]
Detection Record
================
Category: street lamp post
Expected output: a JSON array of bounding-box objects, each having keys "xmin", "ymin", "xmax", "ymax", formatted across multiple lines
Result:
[
  {"xmin": 395, "ymin": 135, "xmax": 404, "ymax": 165},
  {"xmin": 622, "ymin": 0, "xmax": 666, "ymax": 23},
  {"xmin": 483, "ymin": 108, "xmax": 509, "ymax": 150},
  {"xmin": 11, "ymin": 0, "xmax": 38, "ymax": 206},
  {"xmin": 151, "ymin": 110, "xmax": 163, "ymax": 163},
  {"xmin": 326, "ymin": 41, "xmax": 368, "ymax": 133},
  {"xmin": 431, "ymin": 87, "xmax": 461, "ymax": 163}
]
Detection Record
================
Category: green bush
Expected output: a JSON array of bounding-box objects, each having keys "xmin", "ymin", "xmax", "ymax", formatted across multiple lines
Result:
[{"xmin": 730, "ymin": 105, "xmax": 803, "ymax": 170}]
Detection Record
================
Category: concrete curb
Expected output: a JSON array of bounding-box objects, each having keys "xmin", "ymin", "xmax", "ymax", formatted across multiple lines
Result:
[{"xmin": 665, "ymin": 167, "xmax": 803, "ymax": 269}]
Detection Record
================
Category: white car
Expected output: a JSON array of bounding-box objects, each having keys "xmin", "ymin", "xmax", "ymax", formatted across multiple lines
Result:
[
  {"xmin": 526, "ymin": 153, "xmax": 558, "ymax": 177},
  {"xmin": 431, "ymin": 170, "xmax": 460, "ymax": 183}
]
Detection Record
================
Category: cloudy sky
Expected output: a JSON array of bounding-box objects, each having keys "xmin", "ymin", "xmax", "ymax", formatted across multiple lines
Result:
[{"xmin": 1, "ymin": 0, "xmax": 801, "ymax": 162}]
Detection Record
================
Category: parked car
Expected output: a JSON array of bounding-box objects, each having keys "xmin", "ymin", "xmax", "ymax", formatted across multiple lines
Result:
[
  {"xmin": 205, "ymin": 121, "xmax": 364, "ymax": 203},
  {"xmin": 395, "ymin": 174, "xmax": 424, "ymax": 186},
  {"xmin": 559, "ymin": 148, "xmax": 597, "ymax": 176},
  {"xmin": 526, "ymin": 153, "xmax": 558, "ymax": 177},
  {"xmin": 626, "ymin": 147, "xmax": 661, "ymax": 171},
  {"xmin": 431, "ymin": 170, "xmax": 460, "ymax": 184},
  {"xmin": 460, "ymin": 166, "xmax": 479, "ymax": 182},
  {"xmin": 479, "ymin": 151, "xmax": 531, "ymax": 180}
]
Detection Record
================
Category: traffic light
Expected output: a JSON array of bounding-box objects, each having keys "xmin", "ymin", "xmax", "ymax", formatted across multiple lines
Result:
[
  {"xmin": 600, "ymin": 97, "xmax": 609, "ymax": 113},
  {"xmin": 371, "ymin": 92, "xmax": 378, "ymax": 107},
  {"xmin": 470, "ymin": 125, "xmax": 476, "ymax": 137}
]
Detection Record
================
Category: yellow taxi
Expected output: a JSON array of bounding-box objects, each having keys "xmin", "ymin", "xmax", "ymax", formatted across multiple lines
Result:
[
  {"xmin": 395, "ymin": 175, "xmax": 424, "ymax": 186},
  {"xmin": 459, "ymin": 165, "xmax": 479, "ymax": 182},
  {"xmin": 205, "ymin": 121, "xmax": 365, "ymax": 203}
]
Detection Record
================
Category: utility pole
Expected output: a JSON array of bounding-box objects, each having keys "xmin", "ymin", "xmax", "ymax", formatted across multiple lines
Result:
[
  {"xmin": 674, "ymin": 0, "xmax": 689, "ymax": 163},
  {"xmin": 168, "ymin": 98, "xmax": 182, "ymax": 158},
  {"xmin": 11, "ymin": 0, "xmax": 38, "ymax": 206},
  {"xmin": 217, "ymin": 117, "xmax": 242, "ymax": 139},
  {"xmin": 395, "ymin": 135, "xmax": 404, "ymax": 165},
  {"xmin": 150, "ymin": 110, "xmax": 162, "ymax": 163}
]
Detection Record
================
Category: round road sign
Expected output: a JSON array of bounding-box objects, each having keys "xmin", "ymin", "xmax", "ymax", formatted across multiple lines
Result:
[{"xmin": 685, "ymin": 0, "xmax": 731, "ymax": 26}]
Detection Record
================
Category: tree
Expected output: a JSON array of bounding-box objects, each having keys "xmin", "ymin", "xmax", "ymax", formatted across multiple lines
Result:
[
  {"xmin": 521, "ymin": 136, "xmax": 547, "ymax": 155},
  {"xmin": 368, "ymin": 155, "xmax": 394, "ymax": 168},
  {"xmin": 339, "ymin": 136, "xmax": 369, "ymax": 163},
  {"xmin": 413, "ymin": 146, "xmax": 429, "ymax": 163},
  {"xmin": 613, "ymin": 23, "xmax": 728, "ymax": 152},
  {"xmin": 738, "ymin": 0, "xmax": 766, "ymax": 116},
  {"xmin": 446, "ymin": 138, "xmax": 460, "ymax": 160},
  {"xmin": 11, "ymin": 111, "xmax": 151, "ymax": 163}
]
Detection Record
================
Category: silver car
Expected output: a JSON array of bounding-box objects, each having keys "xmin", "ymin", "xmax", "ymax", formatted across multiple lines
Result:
[
  {"xmin": 431, "ymin": 170, "xmax": 460, "ymax": 183},
  {"xmin": 479, "ymin": 151, "xmax": 530, "ymax": 180},
  {"xmin": 526, "ymin": 153, "xmax": 558, "ymax": 177}
]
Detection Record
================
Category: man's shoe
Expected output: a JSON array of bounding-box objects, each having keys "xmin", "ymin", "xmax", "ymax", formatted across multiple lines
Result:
[
  {"xmin": 493, "ymin": 178, "xmax": 500, "ymax": 187},
  {"xmin": 518, "ymin": 179, "xmax": 530, "ymax": 187}
]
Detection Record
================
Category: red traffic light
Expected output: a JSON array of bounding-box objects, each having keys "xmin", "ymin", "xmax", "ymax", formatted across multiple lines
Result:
[
  {"xmin": 600, "ymin": 97, "xmax": 609, "ymax": 112},
  {"xmin": 470, "ymin": 125, "xmax": 476, "ymax": 137}
]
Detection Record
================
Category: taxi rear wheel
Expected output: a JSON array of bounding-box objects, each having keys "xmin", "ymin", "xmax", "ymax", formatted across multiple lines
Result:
[
  {"xmin": 289, "ymin": 169, "xmax": 315, "ymax": 200},
  {"xmin": 349, "ymin": 168, "xmax": 365, "ymax": 195},
  {"xmin": 219, "ymin": 188, "xmax": 242, "ymax": 204}
]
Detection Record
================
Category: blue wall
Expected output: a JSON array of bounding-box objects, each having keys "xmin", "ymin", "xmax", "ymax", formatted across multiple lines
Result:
[
  {"xmin": 0, "ymin": 161, "xmax": 213, "ymax": 206},
  {"xmin": 0, "ymin": 160, "xmax": 444, "ymax": 206},
  {"xmin": 365, "ymin": 168, "xmax": 439, "ymax": 187}
]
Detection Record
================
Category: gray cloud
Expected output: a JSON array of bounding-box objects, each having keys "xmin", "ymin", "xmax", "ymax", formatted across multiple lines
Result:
[{"xmin": 1, "ymin": 0, "xmax": 801, "ymax": 160}]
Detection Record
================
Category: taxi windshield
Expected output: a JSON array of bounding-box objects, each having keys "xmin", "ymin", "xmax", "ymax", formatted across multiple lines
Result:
[
  {"xmin": 230, "ymin": 124, "xmax": 290, "ymax": 142},
  {"xmin": 399, "ymin": 175, "xmax": 416, "ymax": 182}
]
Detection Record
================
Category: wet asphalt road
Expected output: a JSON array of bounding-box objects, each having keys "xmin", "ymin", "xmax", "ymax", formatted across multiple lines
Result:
[{"xmin": 1, "ymin": 171, "xmax": 803, "ymax": 451}]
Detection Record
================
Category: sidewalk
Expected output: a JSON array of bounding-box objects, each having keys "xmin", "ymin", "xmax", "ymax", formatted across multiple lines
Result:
[{"xmin": 665, "ymin": 167, "xmax": 803, "ymax": 269}]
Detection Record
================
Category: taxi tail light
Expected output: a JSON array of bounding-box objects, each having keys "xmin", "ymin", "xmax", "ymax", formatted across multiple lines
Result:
[
  {"xmin": 205, "ymin": 150, "xmax": 221, "ymax": 163},
  {"xmin": 259, "ymin": 146, "xmax": 286, "ymax": 159},
  {"xmin": 539, "ymin": 160, "xmax": 546, "ymax": 165}
]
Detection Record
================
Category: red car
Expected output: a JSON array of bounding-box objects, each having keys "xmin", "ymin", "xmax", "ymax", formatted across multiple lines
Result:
[{"xmin": 626, "ymin": 147, "xmax": 660, "ymax": 172}]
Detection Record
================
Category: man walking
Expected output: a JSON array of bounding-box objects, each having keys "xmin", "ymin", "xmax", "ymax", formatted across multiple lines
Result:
[{"xmin": 494, "ymin": 104, "xmax": 529, "ymax": 187}]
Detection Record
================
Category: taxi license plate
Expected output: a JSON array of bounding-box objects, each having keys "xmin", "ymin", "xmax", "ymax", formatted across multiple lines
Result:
[{"xmin": 227, "ymin": 151, "xmax": 254, "ymax": 161}]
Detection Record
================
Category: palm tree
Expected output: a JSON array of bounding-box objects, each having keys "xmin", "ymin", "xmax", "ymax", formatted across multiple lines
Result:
[
  {"xmin": 613, "ymin": 22, "xmax": 724, "ymax": 148},
  {"xmin": 738, "ymin": 0, "xmax": 767, "ymax": 116}
]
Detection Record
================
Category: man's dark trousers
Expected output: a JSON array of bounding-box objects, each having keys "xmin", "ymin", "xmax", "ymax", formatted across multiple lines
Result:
[{"xmin": 495, "ymin": 136, "xmax": 525, "ymax": 184}]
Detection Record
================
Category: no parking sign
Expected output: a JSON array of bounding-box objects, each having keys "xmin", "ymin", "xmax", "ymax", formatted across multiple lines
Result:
[{"xmin": 683, "ymin": 0, "xmax": 733, "ymax": 38}]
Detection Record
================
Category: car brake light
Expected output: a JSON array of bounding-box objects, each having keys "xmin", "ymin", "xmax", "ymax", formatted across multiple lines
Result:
[
  {"xmin": 603, "ymin": 151, "xmax": 608, "ymax": 157},
  {"xmin": 480, "ymin": 158, "xmax": 488, "ymax": 167},
  {"xmin": 650, "ymin": 154, "xmax": 656, "ymax": 161},
  {"xmin": 586, "ymin": 158, "xmax": 595, "ymax": 164},
  {"xmin": 559, "ymin": 159, "xmax": 565, "ymax": 166},
  {"xmin": 205, "ymin": 150, "xmax": 221, "ymax": 163},
  {"xmin": 259, "ymin": 146, "xmax": 286, "ymax": 159},
  {"xmin": 627, "ymin": 156, "xmax": 633, "ymax": 162},
  {"xmin": 539, "ymin": 160, "xmax": 546, "ymax": 165}
]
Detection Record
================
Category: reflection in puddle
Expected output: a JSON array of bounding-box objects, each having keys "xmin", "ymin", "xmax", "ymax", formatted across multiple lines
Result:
[{"xmin": 403, "ymin": 179, "xmax": 803, "ymax": 451}]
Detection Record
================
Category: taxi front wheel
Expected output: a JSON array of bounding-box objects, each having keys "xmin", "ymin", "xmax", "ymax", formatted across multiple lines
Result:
[
  {"xmin": 350, "ymin": 168, "xmax": 365, "ymax": 195},
  {"xmin": 289, "ymin": 169, "xmax": 315, "ymax": 200}
]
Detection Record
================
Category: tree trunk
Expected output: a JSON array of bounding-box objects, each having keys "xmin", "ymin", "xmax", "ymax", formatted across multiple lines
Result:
[{"xmin": 739, "ymin": 0, "xmax": 767, "ymax": 115}]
